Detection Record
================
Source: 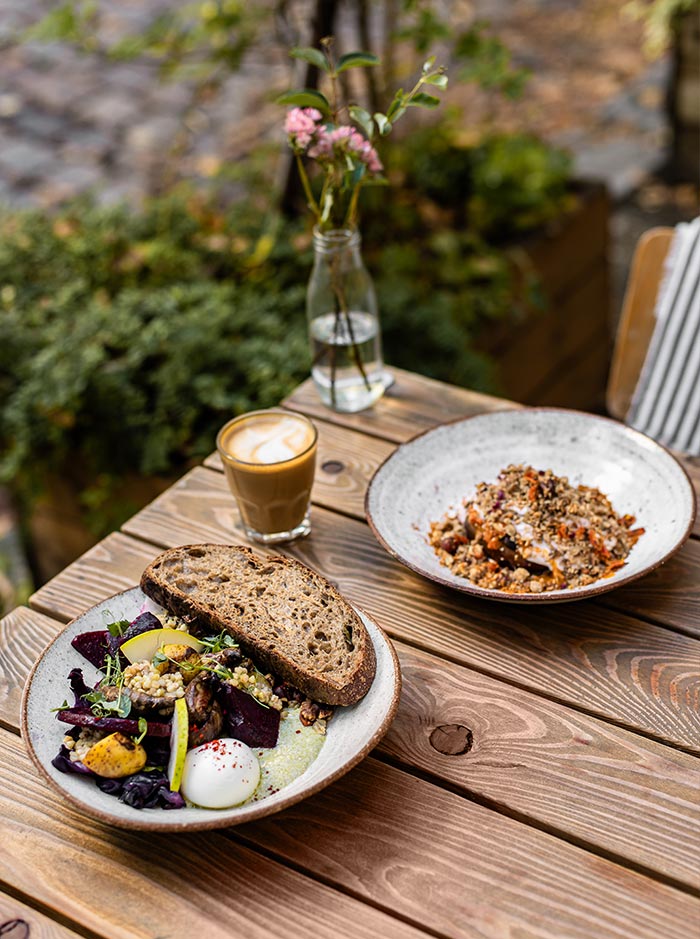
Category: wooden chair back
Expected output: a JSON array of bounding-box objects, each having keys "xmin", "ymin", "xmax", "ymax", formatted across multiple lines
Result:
[{"xmin": 607, "ymin": 227, "xmax": 674, "ymax": 420}]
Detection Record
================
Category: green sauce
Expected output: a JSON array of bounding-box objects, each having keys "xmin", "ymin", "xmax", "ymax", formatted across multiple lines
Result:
[{"xmin": 253, "ymin": 708, "xmax": 325, "ymax": 800}]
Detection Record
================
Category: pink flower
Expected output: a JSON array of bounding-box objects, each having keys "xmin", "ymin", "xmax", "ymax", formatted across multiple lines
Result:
[
  {"xmin": 284, "ymin": 107, "xmax": 324, "ymax": 152},
  {"xmin": 307, "ymin": 126, "xmax": 333, "ymax": 159},
  {"xmin": 329, "ymin": 126, "xmax": 354, "ymax": 143},
  {"xmin": 366, "ymin": 147, "xmax": 383, "ymax": 173}
]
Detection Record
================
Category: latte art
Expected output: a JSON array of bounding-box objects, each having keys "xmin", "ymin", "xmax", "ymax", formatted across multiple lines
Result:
[{"xmin": 223, "ymin": 415, "xmax": 315, "ymax": 465}]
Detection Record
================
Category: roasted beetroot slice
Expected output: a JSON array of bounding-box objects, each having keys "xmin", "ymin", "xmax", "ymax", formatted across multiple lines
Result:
[
  {"xmin": 71, "ymin": 631, "xmax": 110, "ymax": 669},
  {"xmin": 122, "ymin": 612, "xmax": 161, "ymax": 642},
  {"xmin": 55, "ymin": 707, "xmax": 170, "ymax": 737},
  {"xmin": 107, "ymin": 611, "xmax": 162, "ymax": 657},
  {"xmin": 68, "ymin": 667, "xmax": 94, "ymax": 706},
  {"xmin": 219, "ymin": 684, "xmax": 280, "ymax": 748}
]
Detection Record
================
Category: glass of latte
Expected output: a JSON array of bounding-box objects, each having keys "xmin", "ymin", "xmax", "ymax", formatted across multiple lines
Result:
[{"xmin": 216, "ymin": 410, "xmax": 318, "ymax": 543}]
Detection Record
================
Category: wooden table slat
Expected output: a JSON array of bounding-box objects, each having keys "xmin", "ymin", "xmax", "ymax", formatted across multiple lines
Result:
[
  {"xmin": 4, "ymin": 729, "xmax": 698, "ymax": 939},
  {"xmin": 4, "ymin": 601, "xmax": 699, "ymax": 891},
  {"xmin": 108, "ymin": 467, "xmax": 700, "ymax": 753},
  {"xmin": 1, "ymin": 731, "xmax": 429, "ymax": 939},
  {"xmin": 283, "ymin": 368, "xmax": 519, "ymax": 444},
  {"xmin": 0, "ymin": 606, "xmax": 62, "ymax": 732}
]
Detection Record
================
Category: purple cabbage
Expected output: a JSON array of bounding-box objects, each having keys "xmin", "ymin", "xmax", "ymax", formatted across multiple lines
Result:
[
  {"xmin": 56, "ymin": 706, "xmax": 171, "ymax": 737},
  {"xmin": 51, "ymin": 730, "xmax": 96, "ymax": 777},
  {"xmin": 219, "ymin": 684, "xmax": 280, "ymax": 748},
  {"xmin": 71, "ymin": 630, "xmax": 110, "ymax": 669},
  {"xmin": 51, "ymin": 744, "xmax": 96, "ymax": 776},
  {"xmin": 97, "ymin": 770, "xmax": 185, "ymax": 810}
]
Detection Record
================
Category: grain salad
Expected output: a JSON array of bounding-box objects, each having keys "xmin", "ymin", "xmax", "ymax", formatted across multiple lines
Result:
[{"xmin": 428, "ymin": 464, "xmax": 644, "ymax": 594}]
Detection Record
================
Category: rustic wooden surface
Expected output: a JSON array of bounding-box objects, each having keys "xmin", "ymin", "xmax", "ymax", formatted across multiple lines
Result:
[
  {"xmin": 4, "ymin": 369, "xmax": 700, "ymax": 939},
  {"xmin": 0, "ymin": 893, "xmax": 84, "ymax": 939}
]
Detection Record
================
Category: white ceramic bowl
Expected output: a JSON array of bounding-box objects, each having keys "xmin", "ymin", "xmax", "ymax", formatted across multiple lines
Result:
[
  {"xmin": 366, "ymin": 408, "xmax": 696, "ymax": 603},
  {"xmin": 22, "ymin": 587, "xmax": 400, "ymax": 831}
]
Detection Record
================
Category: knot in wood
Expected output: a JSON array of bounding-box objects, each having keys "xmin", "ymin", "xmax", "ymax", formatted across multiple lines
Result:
[
  {"xmin": 321, "ymin": 460, "xmax": 345, "ymax": 474},
  {"xmin": 429, "ymin": 724, "xmax": 473, "ymax": 756},
  {"xmin": 0, "ymin": 920, "xmax": 30, "ymax": 938}
]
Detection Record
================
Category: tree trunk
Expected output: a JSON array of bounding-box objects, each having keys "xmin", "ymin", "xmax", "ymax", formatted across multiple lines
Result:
[{"xmin": 280, "ymin": 0, "xmax": 341, "ymax": 215}]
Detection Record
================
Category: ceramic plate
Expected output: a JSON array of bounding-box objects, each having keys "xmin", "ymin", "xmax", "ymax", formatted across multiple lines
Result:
[
  {"xmin": 22, "ymin": 587, "xmax": 400, "ymax": 831},
  {"xmin": 366, "ymin": 408, "xmax": 696, "ymax": 603}
]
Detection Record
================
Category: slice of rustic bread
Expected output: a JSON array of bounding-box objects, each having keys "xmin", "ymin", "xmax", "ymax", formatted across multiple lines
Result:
[{"xmin": 140, "ymin": 544, "xmax": 376, "ymax": 706}]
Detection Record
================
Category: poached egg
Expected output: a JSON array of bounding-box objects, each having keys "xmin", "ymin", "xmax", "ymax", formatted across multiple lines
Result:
[{"xmin": 180, "ymin": 738, "xmax": 260, "ymax": 809}]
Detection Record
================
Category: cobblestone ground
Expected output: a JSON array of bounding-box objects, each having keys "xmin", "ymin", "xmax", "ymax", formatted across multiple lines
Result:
[
  {"xmin": 0, "ymin": 0, "xmax": 689, "ymax": 207},
  {"xmin": 0, "ymin": 0, "xmax": 697, "ymax": 607}
]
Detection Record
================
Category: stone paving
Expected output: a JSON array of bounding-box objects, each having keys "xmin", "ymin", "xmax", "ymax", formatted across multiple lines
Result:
[{"xmin": 0, "ymin": 0, "xmax": 686, "ymax": 208}]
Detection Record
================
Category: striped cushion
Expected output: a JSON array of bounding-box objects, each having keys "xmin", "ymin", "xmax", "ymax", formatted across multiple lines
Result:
[{"xmin": 627, "ymin": 217, "xmax": 700, "ymax": 456}]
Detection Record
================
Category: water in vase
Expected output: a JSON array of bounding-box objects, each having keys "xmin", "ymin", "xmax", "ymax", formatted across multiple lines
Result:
[{"xmin": 310, "ymin": 310, "xmax": 386, "ymax": 412}]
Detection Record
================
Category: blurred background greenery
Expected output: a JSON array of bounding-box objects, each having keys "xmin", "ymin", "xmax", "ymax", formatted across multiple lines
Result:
[{"xmin": 0, "ymin": 0, "xmax": 697, "ymax": 607}]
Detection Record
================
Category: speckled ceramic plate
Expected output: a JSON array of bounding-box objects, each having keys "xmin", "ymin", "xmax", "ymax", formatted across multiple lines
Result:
[
  {"xmin": 366, "ymin": 408, "xmax": 696, "ymax": 603},
  {"xmin": 22, "ymin": 587, "xmax": 400, "ymax": 831}
]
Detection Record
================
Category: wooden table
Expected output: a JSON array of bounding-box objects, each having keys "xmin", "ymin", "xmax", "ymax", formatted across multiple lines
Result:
[{"xmin": 1, "ymin": 368, "xmax": 699, "ymax": 939}]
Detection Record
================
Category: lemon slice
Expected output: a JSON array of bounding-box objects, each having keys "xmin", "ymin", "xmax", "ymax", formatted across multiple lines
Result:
[
  {"xmin": 120, "ymin": 628, "xmax": 203, "ymax": 665},
  {"xmin": 168, "ymin": 697, "xmax": 189, "ymax": 792}
]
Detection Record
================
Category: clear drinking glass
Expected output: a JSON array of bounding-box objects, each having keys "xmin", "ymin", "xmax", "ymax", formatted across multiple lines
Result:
[
  {"xmin": 307, "ymin": 227, "xmax": 387, "ymax": 413},
  {"xmin": 216, "ymin": 409, "xmax": 318, "ymax": 544}
]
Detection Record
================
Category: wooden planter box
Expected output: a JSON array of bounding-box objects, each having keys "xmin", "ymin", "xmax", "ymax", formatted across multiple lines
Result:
[
  {"xmin": 479, "ymin": 182, "xmax": 611, "ymax": 411},
  {"xmin": 28, "ymin": 472, "xmax": 178, "ymax": 584}
]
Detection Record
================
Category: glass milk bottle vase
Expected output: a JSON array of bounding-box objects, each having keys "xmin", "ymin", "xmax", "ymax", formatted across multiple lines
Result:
[{"xmin": 307, "ymin": 227, "xmax": 386, "ymax": 412}]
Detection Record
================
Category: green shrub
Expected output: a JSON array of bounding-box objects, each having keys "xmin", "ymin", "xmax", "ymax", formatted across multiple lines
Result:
[
  {"xmin": 0, "ymin": 198, "xmax": 309, "ymax": 530},
  {"xmin": 396, "ymin": 126, "xmax": 574, "ymax": 238}
]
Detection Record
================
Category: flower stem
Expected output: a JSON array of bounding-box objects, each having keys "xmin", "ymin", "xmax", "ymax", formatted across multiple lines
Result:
[
  {"xmin": 296, "ymin": 154, "xmax": 320, "ymax": 220},
  {"xmin": 329, "ymin": 249, "xmax": 371, "ymax": 394}
]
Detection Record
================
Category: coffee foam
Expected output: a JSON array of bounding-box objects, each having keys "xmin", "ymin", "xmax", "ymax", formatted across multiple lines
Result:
[{"xmin": 223, "ymin": 415, "xmax": 314, "ymax": 465}]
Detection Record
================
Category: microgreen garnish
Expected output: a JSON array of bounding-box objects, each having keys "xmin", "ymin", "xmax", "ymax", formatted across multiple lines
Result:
[
  {"xmin": 50, "ymin": 700, "xmax": 70, "ymax": 712},
  {"xmin": 134, "ymin": 717, "xmax": 148, "ymax": 745},
  {"xmin": 107, "ymin": 620, "xmax": 130, "ymax": 638},
  {"xmin": 199, "ymin": 631, "xmax": 239, "ymax": 653},
  {"xmin": 85, "ymin": 653, "xmax": 131, "ymax": 718}
]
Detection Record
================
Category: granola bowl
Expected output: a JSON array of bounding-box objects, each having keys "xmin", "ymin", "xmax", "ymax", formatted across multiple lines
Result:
[{"xmin": 365, "ymin": 408, "xmax": 696, "ymax": 603}]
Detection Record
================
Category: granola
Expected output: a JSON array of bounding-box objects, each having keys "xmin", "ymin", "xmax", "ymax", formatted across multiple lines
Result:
[{"xmin": 428, "ymin": 464, "xmax": 644, "ymax": 594}]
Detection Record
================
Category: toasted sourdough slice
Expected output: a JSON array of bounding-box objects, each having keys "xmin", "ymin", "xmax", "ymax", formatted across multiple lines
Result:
[{"xmin": 140, "ymin": 544, "xmax": 376, "ymax": 706}]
